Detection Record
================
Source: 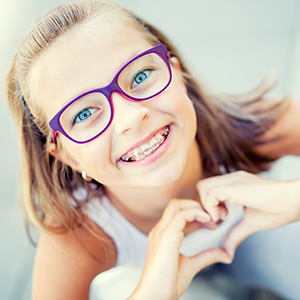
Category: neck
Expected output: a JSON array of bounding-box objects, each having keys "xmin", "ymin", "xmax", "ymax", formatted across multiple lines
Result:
[{"xmin": 104, "ymin": 139, "xmax": 202, "ymax": 234}]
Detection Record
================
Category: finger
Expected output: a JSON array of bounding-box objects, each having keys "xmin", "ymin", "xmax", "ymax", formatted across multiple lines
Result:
[
  {"xmin": 196, "ymin": 172, "xmax": 239, "ymax": 205},
  {"xmin": 159, "ymin": 199, "xmax": 202, "ymax": 229},
  {"xmin": 200, "ymin": 220, "xmax": 220, "ymax": 230},
  {"xmin": 197, "ymin": 171, "xmax": 257, "ymax": 212},
  {"xmin": 197, "ymin": 181, "xmax": 229, "ymax": 221},
  {"xmin": 207, "ymin": 206, "xmax": 221, "ymax": 222},
  {"xmin": 206, "ymin": 203, "xmax": 228, "ymax": 223},
  {"xmin": 222, "ymin": 219, "xmax": 256, "ymax": 258},
  {"xmin": 219, "ymin": 203, "xmax": 228, "ymax": 220},
  {"xmin": 202, "ymin": 192, "xmax": 225, "ymax": 222},
  {"xmin": 197, "ymin": 173, "xmax": 237, "ymax": 194},
  {"xmin": 176, "ymin": 249, "xmax": 232, "ymax": 298},
  {"xmin": 205, "ymin": 185, "xmax": 255, "ymax": 215},
  {"xmin": 167, "ymin": 208, "xmax": 211, "ymax": 234},
  {"xmin": 189, "ymin": 248, "xmax": 232, "ymax": 275}
]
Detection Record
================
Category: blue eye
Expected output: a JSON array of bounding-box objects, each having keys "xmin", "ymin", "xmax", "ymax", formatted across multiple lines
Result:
[
  {"xmin": 132, "ymin": 69, "xmax": 153, "ymax": 88},
  {"xmin": 73, "ymin": 107, "xmax": 97, "ymax": 125}
]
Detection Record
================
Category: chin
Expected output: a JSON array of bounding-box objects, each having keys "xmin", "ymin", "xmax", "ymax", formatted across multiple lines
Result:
[{"xmin": 145, "ymin": 163, "xmax": 185, "ymax": 188}]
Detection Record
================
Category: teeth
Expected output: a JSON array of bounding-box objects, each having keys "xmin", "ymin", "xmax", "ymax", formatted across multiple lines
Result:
[
  {"xmin": 165, "ymin": 126, "xmax": 169, "ymax": 135},
  {"xmin": 141, "ymin": 145, "xmax": 149, "ymax": 152},
  {"xmin": 120, "ymin": 126, "xmax": 170, "ymax": 162},
  {"xmin": 141, "ymin": 145, "xmax": 152, "ymax": 157},
  {"xmin": 133, "ymin": 149, "xmax": 142, "ymax": 157},
  {"xmin": 136, "ymin": 154, "xmax": 146, "ymax": 161},
  {"xmin": 156, "ymin": 135, "xmax": 164, "ymax": 143},
  {"xmin": 121, "ymin": 155, "xmax": 130, "ymax": 162},
  {"xmin": 149, "ymin": 139, "xmax": 157, "ymax": 147}
]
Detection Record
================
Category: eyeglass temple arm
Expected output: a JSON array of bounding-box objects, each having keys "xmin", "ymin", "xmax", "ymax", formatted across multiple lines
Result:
[{"xmin": 51, "ymin": 130, "xmax": 57, "ymax": 144}]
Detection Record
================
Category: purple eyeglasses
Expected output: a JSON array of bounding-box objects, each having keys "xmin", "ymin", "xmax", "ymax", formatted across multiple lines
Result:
[{"xmin": 49, "ymin": 44, "xmax": 172, "ymax": 144}]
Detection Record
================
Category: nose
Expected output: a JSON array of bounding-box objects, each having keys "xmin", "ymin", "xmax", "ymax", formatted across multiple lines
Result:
[{"xmin": 111, "ymin": 92, "xmax": 150, "ymax": 135}]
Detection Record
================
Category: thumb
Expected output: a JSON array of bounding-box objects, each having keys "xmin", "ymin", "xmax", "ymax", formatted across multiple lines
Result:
[
  {"xmin": 222, "ymin": 219, "xmax": 256, "ymax": 258},
  {"xmin": 189, "ymin": 248, "xmax": 232, "ymax": 275}
]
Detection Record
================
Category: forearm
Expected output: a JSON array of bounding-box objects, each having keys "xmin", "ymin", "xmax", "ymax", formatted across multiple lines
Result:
[
  {"xmin": 254, "ymin": 97, "xmax": 300, "ymax": 158},
  {"xmin": 289, "ymin": 177, "xmax": 300, "ymax": 223}
]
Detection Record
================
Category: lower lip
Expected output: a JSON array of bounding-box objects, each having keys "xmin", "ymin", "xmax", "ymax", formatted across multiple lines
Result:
[{"xmin": 119, "ymin": 124, "xmax": 173, "ymax": 166}]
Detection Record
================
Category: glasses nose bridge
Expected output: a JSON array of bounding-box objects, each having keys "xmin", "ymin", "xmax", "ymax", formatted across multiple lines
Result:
[{"xmin": 101, "ymin": 77, "xmax": 124, "ymax": 100}]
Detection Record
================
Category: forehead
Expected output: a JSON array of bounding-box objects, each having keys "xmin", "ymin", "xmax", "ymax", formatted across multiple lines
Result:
[{"xmin": 33, "ymin": 20, "xmax": 153, "ymax": 119}]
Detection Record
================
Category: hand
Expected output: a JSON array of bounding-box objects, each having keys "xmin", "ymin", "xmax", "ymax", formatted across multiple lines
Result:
[
  {"xmin": 129, "ymin": 199, "xmax": 232, "ymax": 300},
  {"xmin": 197, "ymin": 171, "xmax": 300, "ymax": 257}
]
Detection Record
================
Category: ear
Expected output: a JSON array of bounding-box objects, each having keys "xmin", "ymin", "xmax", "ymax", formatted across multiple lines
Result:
[
  {"xmin": 170, "ymin": 56, "xmax": 182, "ymax": 71},
  {"xmin": 169, "ymin": 56, "xmax": 186, "ymax": 91},
  {"xmin": 48, "ymin": 142, "xmax": 83, "ymax": 173}
]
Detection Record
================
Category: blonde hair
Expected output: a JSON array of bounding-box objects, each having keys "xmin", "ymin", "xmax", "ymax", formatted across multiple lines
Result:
[{"xmin": 6, "ymin": 0, "xmax": 288, "ymax": 234}]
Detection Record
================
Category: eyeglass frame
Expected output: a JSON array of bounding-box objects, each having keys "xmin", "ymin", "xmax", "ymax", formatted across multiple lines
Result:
[{"xmin": 49, "ymin": 44, "xmax": 172, "ymax": 144}]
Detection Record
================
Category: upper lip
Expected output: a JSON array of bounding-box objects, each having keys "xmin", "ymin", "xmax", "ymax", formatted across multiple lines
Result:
[{"xmin": 118, "ymin": 125, "xmax": 169, "ymax": 161}]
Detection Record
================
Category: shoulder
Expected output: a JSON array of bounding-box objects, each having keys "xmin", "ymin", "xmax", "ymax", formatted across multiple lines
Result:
[{"xmin": 32, "ymin": 216, "xmax": 117, "ymax": 300}]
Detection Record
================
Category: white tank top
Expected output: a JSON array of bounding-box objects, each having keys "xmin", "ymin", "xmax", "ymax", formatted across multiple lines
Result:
[{"xmin": 83, "ymin": 194, "xmax": 243, "ymax": 299}]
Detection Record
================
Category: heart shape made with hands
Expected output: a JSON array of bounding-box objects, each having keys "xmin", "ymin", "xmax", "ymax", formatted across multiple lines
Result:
[{"xmin": 180, "ymin": 203, "xmax": 243, "ymax": 257}]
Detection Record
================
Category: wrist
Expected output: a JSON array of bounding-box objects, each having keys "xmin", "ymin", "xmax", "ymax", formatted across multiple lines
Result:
[
  {"xmin": 127, "ymin": 289, "xmax": 161, "ymax": 300},
  {"xmin": 128, "ymin": 284, "xmax": 175, "ymax": 300}
]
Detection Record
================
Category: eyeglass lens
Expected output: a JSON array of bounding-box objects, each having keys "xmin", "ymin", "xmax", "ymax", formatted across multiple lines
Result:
[{"xmin": 59, "ymin": 52, "xmax": 170, "ymax": 142}]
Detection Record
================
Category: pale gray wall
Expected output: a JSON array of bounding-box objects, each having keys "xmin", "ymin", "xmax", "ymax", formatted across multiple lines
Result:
[{"xmin": 1, "ymin": 1, "xmax": 300, "ymax": 299}]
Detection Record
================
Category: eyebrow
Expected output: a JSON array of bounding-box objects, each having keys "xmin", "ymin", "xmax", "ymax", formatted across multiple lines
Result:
[{"xmin": 62, "ymin": 49, "xmax": 142, "ymax": 106}]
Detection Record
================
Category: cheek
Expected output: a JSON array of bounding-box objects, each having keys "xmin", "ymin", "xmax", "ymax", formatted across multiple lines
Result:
[
  {"xmin": 167, "ymin": 79, "xmax": 197, "ymax": 128},
  {"xmin": 61, "ymin": 137, "xmax": 112, "ymax": 173}
]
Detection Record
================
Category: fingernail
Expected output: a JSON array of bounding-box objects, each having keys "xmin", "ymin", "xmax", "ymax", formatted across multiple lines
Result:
[
  {"xmin": 211, "ymin": 214, "xmax": 219, "ymax": 222},
  {"xmin": 221, "ymin": 254, "xmax": 232, "ymax": 265},
  {"xmin": 223, "ymin": 243, "xmax": 235, "ymax": 260},
  {"xmin": 227, "ymin": 248, "xmax": 235, "ymax": 260},
  {"xmin": 224, "ymin": 258, "xmax": 232, "ymax": 265}
]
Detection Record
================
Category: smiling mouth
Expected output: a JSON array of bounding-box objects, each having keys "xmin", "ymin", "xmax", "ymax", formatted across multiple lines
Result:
[{"xmin": 119, "ymin": 125, "xmax": 170, "ymax": 162}]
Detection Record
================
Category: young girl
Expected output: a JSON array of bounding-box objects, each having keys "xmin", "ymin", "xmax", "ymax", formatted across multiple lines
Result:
[{"xmin": 6, "ymin": 1, "xmax": 300, "ymax": 299}]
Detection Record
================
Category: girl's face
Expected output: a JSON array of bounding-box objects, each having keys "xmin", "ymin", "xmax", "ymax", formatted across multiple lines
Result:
[{"xmin": 36, "ymin": 21, "xmax": 198, "ymax": 190}]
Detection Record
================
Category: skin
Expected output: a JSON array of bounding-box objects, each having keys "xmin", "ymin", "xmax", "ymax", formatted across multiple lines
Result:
[
  {"xmin": 198, "ymin": 170, "xmax": 300, "ymax": 257},
  {"xmin": 40, "ymin": 22, "xmax": 203, "ymax": 233},
  {"xmin": 31, "ymin": 20, "xmax": 230, "ymax": 300},
  {"xmin": 29, "ymin": 18, "xmax": 300, "ymax": 300}
]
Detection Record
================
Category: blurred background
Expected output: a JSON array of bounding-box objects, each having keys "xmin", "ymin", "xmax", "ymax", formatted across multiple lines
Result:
[{"xmin": 1, "ymin": 0, "xmax": 300, "ymax": 299}]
